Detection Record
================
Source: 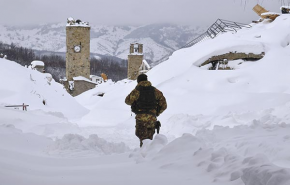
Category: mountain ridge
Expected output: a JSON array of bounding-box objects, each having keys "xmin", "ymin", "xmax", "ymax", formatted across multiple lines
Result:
[{"xmin": 0, "ymin": 23, "xmax": 206, "ymax": 62}]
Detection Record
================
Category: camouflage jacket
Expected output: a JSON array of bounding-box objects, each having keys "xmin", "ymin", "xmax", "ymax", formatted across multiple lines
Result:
[{"xmin": 125, "ymin": 81, "xmax": 167, "ymax": 119}]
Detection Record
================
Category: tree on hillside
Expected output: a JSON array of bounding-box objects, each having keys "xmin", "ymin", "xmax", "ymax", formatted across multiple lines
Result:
[
  {"xmin": 0, "ymin": 42, "xmax": 127, "ymax": 82},
  {"xmin": 90, "ymin": 57, "xmax": 127, "ymax": 81}
]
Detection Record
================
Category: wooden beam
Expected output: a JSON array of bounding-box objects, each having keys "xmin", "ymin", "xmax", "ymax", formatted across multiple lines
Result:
[{"xmin": 253, "ymin": 4, "xmax": 268, "ymax": 16}]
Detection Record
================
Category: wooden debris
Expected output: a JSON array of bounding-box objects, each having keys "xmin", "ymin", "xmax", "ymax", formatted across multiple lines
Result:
[
  {"xmin": 253, "ymin": 4, "xmax": 269, "ymax": 16},
  {"xmin": 101, "ymin": 73, "xmax": 108, "ymax": 82},
  {"xmin": 5, "ymin": 103, "xmax": 29, "ymax": 111},
  {"xmin": 281, "ymin": 6, "xmax": 290, "ymax": 14},
  {"xmin": 260, "ymin": 12, "xmax": 280, "ymax": 20},
  {"xmin": 253, "ymin": 4, "xmax": 280, "ymax": 21}
]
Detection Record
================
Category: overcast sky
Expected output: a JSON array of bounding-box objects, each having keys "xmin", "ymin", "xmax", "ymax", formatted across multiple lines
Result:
[{"xmin": 0, "ymin": 0, "xmax": 288, "ymax": 26}]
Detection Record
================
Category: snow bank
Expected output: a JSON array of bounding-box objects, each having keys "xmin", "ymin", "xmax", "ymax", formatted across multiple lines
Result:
[
  {"xmin": 76, "ymin": 79, "xmax": 135, "ymax": 126},
  {"xmin": 46, "ymin": 134, "xmax": 130, "ymax": 157},
  {"xmin": 0, "ymin": 124, "xmax": 52, "ymax": 155},
  {"xmin": 3, "ymin": 10, "xmax": 290, "ymax": 185},
  {"xmin": 242, "ymin": 164, "xmax": 290, "ymax": 185},
  {"xmin": 0, "ymin": 58, "xmax": 88, "ymax": 119},
  {"xmin": 76, "ymin": 15, "xmax": 290, "ymax": 130},
  {"xmin": 129, "ymin": 134, "xmax": 168, "ymax": 163},
  {"xmin": 130, "ymin": 122, "xmax": 290, "ymax": 185},
  {"xmin": 0, "ymin": 107, "xmax": 84, "ymax": 139}
]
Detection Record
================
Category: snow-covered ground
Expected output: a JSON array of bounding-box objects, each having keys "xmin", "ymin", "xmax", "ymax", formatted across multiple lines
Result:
[{"xmin": 1, "ymin": 15, "xmax": 290, "ymax": 185}]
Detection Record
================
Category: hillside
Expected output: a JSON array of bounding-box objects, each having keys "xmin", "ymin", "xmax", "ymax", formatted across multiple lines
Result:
[
  {"xmin": 1, "ymin": 15, "xmax": 290, "ymax": 185},
  {"xmin": 0, "ymin": 59, "xmax": 88, "ymax": 119},
  {"xmin": 0, "ymin": 23, "xmax": 205, "ymax": 62}
]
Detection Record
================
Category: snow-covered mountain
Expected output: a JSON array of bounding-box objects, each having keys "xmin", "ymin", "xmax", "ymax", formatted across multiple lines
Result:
[{"xmin": 0, "ymin": 23, "xmax": 205, "ymax": 61}]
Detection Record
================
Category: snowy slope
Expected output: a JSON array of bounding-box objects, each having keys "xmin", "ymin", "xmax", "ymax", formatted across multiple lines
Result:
[
  {"xmin": 0, "ymin": 58, "xmax": 88, "ymax": 119},
  {"xmin": 0, "ymin": 23, "xmax": 205, "ymax": 62},
  {"xmin": 2, "ymin": 15, "xmax": 290, "ymax": 185},
  {"xmin": 77, "ymin": 16, "xmax": 290, "ymax": 130},
  {"xmin": 76, "ymin": 15, "xmax": 290, "ymax": 183}
]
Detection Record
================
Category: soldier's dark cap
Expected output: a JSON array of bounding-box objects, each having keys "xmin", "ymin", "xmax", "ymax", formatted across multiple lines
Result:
[{"xmin": 137, "ymin": 74, "xmax": 147, "ymax": 83}]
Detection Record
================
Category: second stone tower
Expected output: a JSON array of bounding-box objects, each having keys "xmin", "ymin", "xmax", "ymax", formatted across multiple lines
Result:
[{"xmin": 127, "ymin": 43, "xmax": 143, "ymax": 80}]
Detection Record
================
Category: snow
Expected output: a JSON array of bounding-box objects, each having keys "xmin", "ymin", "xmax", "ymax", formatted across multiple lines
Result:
[
  {"xmin": 130, "ymin": 52, "xmax": 143, "ymax": 55},
  {"xmin": 67, "ymin": 17, "xmax": 74, "ymax": 22},
  {"xmin": 66, "ymin": 17, "xmax": 90, "ymax": 27},
  {"xmin": 73, "ymin": 76, "xmax": 97, "ymax": 84},
  {"xmin": 2, "ymin": 15, "xmax": 290, "ymax": 185},
  {"xmin": 46, "ymin": 134, "xmax": 130, "ymax": 157},
  {"xmin": 261, "ymin": 12, "xmax": 281, "ymax": 16},
  {"xmin": 142, "ymin": 59, "xmax": 150, "ymax": 69},
  {"xmin": 0, "ymin": 59, "xmax": 88, "ymax": 119},
  {"xmin": 31, "ymin": 60, "xmax": 44, "ymax": 67},
  {"xmin": 93, "ymin": 55, "xmax": 101, "ymax": 60},
  {"xmin": 66, "ymin": 24, "xmax": 90, "ymax": 28},
  {"xmin": 281, "ymin": 6, "xmax": 290, "ymax": 10},
  {"xmin": 90, "ymin": 75, "xmax": 102, "ymax": 83},
  {"xmin": 139, "ymin": 59, "xmax": 151, "ymax": 73}
]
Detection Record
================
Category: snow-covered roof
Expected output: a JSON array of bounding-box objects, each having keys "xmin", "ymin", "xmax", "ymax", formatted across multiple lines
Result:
[
  {"xmin": 31, "ymin": 60, "xmax": 44, "ymax": 67},
  {"xmin": 142, "ymin": 59, "xmax": 150, "ymax": 69},
  {"xmin": 94, "ymin": 55, "xmax": 101, "ymax": 60},
  {"xmin": 139, "ymin": 59, "xmax": 150, "ymax": 73},
  {"xmin": 73, "ymin": 76, "xmax": 97, "ymax": 84},
  {"xmin": 90, "ymin": 75, "xmax": 102, "ymax": 80}
]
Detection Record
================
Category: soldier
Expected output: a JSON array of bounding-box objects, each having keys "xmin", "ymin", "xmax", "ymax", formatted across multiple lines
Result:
[{"xmin": 125, "ymin": 74, "xmax": 167, "ymax": 147}]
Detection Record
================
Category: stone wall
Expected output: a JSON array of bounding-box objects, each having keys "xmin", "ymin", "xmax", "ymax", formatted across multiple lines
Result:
[
  {"xmin": 66, "ymin": 26, "xmax": 90, "ymax": 81},
  {"xmin": 201, "ymin": 52, "xmax": 265, "ymax": 67},
  {"xmin": 130, "ymin": 44, "xmax": 134, "ymax": 53},
  {"xmin": 63, "ymin": 80, "xmax": 96, "ymax": 97},
  {"xmin": 128, "ymin": 55, "xmax": 143, "ymax": 80}
]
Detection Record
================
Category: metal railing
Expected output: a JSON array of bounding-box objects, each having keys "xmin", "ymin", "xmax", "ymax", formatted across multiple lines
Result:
[{"xmin": 152, "ymin": 19, "xmax": 251, "ymax": 67}]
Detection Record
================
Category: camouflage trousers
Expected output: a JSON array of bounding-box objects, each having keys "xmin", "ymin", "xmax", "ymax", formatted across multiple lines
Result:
[{"xmin": 135, "ymin": 114, "xmax": 156, "ymax": 147}]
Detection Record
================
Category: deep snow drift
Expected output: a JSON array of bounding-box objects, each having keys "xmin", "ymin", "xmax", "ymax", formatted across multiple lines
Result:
[
  {"xmin": 1, "ymin": 15, "xmax": 290, "ymax": 185},
  {"xmin": 0, "ymin": 59, "xmax": 88, "ymax": 119}
]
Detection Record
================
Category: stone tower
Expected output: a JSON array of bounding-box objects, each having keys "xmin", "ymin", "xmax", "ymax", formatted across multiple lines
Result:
[
  {"xmin": 66, "ymin": 20, "xmax": 90, "ymax": 81},
  {"xmin": 128, "ymin": 43, "xmax": 143, "ymax": 80},
  {"xmin": 64, "ymin": 18, "xmax": 96, "ymax": 97}
]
